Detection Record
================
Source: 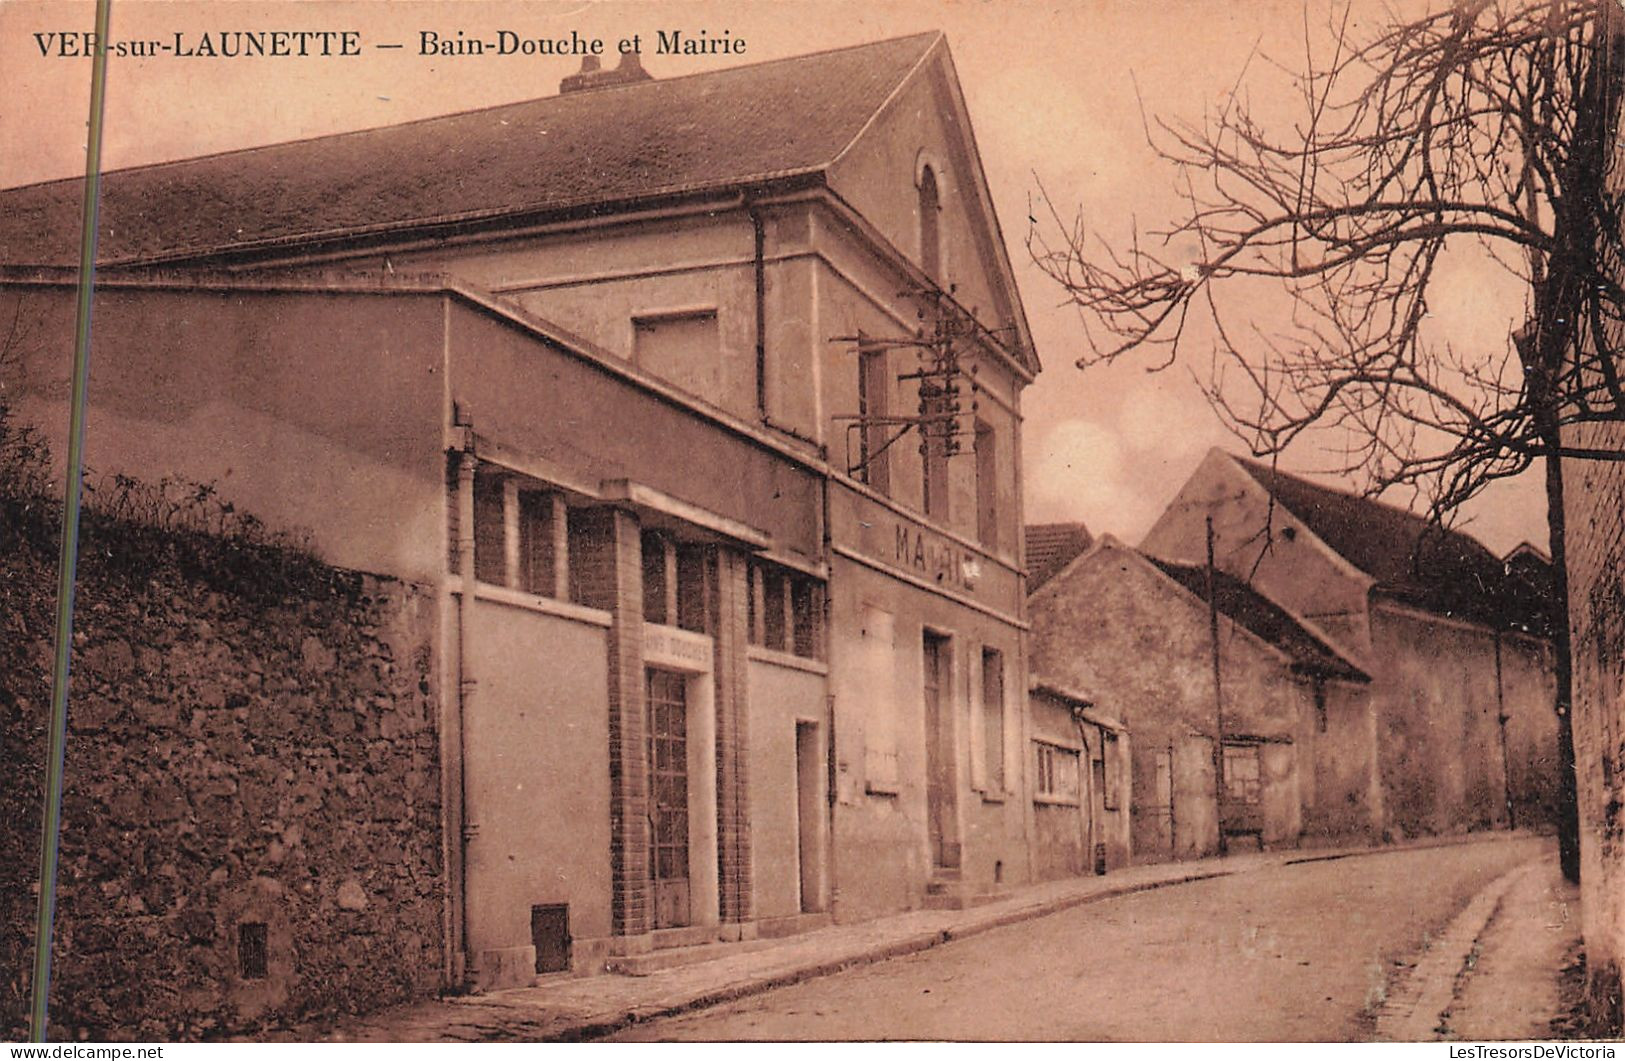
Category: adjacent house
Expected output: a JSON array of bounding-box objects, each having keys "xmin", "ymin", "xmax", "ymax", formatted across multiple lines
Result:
[
  {"xmin": 1028, "ymin": 535, "xmax": 1370, "ymax": 859},
  {"xmin": 1027, "ymin": 682, "xmax": 1131, "ymax": 876},
  {"xmin": 1140, "ymin": 449, "xmax": 1560, "ymax": 842},
  {"xmin": 0, "ymin": 32, "xmax": 1042, "ymax": 1020}
]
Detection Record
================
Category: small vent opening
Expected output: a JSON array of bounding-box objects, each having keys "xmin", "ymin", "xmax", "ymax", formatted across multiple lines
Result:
[{"xmin": 238, "ymin": 921, "xmax": 268, "ymax": 980}]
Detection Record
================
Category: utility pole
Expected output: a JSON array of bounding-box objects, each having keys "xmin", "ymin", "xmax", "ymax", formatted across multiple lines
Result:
[{"xmin": 1205, "ymin": 516, "xmax": 1227, "ymax": 856}]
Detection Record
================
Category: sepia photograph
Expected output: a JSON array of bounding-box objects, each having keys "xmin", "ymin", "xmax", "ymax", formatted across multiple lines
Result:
[{"xmin": 0, "ymin": 0, "xmax": 1622, "ymax": 1045}]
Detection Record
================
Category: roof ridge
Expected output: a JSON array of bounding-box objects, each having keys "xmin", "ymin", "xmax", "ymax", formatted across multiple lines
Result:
[
  {"xmin": 0, "ymin": 31, "xmax": 943, "ymax": 195},
  {"xmin": 1232, "ymin": 453, "xmax": 1485, "ymax": 549}
]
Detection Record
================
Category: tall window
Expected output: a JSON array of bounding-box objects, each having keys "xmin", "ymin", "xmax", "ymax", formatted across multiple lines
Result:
[
  {"xmin": 974, "ymin": 420, "xmax": 998, "ymax": 549},
  {"xmin": 981, "ymin": 647, "xmax": 1005, "ymax": 792},
  {"xmin": 857, "ymin": 341, "xmax": 891, "ymax": 494},
  {"xmin": 918, "ymin": 166, "xmax": 941, "ymax": 282}
]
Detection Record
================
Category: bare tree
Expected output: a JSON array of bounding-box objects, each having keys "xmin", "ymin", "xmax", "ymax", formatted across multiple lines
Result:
[{"xmin": 1030, "ymin": 0, "xmax": 1625, "ymax": 880}]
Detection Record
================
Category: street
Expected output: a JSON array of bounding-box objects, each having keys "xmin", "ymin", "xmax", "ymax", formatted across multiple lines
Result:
[{"xmin": 610, "ymin": 837, "xmax": 1553, "ymax": 1041}]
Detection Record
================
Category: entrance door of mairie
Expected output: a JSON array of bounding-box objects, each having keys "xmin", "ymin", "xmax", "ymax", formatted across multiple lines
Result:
[{"xmin": 648, "ymin": 668, "xmax": 692, "ymax": 929}]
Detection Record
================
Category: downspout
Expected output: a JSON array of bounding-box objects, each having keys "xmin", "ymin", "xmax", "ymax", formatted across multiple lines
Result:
[
  {"xmin": 1072, "ymin": 709, "xmax": 1099, "ymax": 874},
  {"xmin": 1205, "ymin": 516, "xmax": 1227, "ymax": 856},
  {"xmin": 750, "ymin": 200, "xmax": 767, "ymax": 418},
  {"xmin": 819, "ymin": 473, "xmax": 841, "ymax": 920},
  {"xmin": 453, "ymin": 447, "xmax": 478, "ymax": 983},
  {"xmin": 1494, "ymin": 631, "xmax": 1516, "ymax": 831}
]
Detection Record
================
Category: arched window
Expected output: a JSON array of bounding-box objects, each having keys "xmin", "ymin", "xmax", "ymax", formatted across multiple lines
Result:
[{"xmin": 918, "ymin": 165, "xmax": 941, "ymax": 281}]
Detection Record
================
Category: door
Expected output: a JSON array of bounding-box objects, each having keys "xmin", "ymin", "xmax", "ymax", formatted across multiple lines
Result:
[
  {"xmin": 1221, "ymin": 741, "xmax": 1264, "ymax": 839},
  {"xmin": 795, "ymin": 721, "xmax": 822, "ymax": 913},
  {"xmin": 922, "ymin": 632, "xmax": 959, "ymax": 869},
  {"xmin": 648, "ymin": 668, "xmax": 691, "ymax": 929}
]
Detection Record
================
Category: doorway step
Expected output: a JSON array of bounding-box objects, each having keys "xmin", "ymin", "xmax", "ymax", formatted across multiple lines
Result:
[{"xmin": 603, "ymin": 913, "xmax": 834, "ymax": 977}]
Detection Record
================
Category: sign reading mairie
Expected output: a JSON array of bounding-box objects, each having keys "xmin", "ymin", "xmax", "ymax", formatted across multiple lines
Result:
[
  {"xmin": 832, "ymin": 485, "xmax": 1018, "ymax": 612},
  {"xmin": 893, "ymin": 522, "xmax": 979, "ymax": 593}
]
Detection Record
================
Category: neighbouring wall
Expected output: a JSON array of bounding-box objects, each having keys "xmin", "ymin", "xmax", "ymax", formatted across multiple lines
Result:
[
  {"xmin": 1, "ymin": 500, "xmax": 445, "ymax": 1040},
  {"xmin": 1565, "ymin": 417, "xmax": 1625, "ymax": 1034}
]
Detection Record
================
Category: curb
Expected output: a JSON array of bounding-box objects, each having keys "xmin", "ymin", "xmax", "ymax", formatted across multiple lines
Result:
[
  {"xmin": 546, "ymin": 870, "xmax": 1234, "ymax": 1041},
  {"xmin": 1372, "ymin": 860, "xmax": 1535, "ymax": 1041}
]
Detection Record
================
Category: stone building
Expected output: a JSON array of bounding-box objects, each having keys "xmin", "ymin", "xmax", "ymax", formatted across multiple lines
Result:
[
  {"xmin": 1141, "ymin": 449, "xmax": 1560, "ymax": 842},
  {"xmin": 1028, "ymin": 535, "xmax": 1370, "ymax": 859},
  {"xmin": 0, "ymin": 32, "xmax": 1041, "ymax": 1018}
]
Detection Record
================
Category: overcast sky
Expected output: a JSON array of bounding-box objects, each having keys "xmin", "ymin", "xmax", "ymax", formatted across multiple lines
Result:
[{"xmin": 0, "ymin": 0, "xmax": 1550, "ymax": 555}]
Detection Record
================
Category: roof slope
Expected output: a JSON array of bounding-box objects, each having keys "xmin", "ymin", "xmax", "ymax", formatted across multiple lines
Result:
[
  {"xmin": 1024, "ymin": 521, "xmax": 1093, "ymax": 591},
  {"xmin": 1233, "ymin": 456, "xmax": 1516, "ymax": 627},
  {"xmin": 0, "ymin": 33, "xmax": 939, "ymax": 266},
  {"xmin": 1147, "ymin": 557, "xmax": 1369, "ymax": 682}
]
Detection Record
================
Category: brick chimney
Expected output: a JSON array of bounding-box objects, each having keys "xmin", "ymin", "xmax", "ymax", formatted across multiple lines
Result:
[{"xmin": 560, "ymin": 51, "xmax": 653, "ymax": 94}]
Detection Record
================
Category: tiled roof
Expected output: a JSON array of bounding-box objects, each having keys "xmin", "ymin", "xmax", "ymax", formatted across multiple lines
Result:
[
  {"xmin": 1233, "ymin": 457, "xmax": 1519, "ymax": 628},
  {"xmin": 0, "ymin": 33, "xmax": 940, "ymax": 266},
  {"xmin": 1147, "ymin": 557, "xmax": 1370, "ymax": 682},
  {"xmin": 1024, "ymin": 522, "xmax": 1093, "ymax": 591}
]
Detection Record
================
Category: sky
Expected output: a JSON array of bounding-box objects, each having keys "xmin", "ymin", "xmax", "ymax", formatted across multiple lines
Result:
[{"xmin": 0, "ymin": 0, "xmax": 1551, "ymax": 555}]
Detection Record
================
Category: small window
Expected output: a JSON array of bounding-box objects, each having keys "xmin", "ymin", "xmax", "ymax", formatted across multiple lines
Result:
[
  {"xmin": 472, "ymin": 472, "xmax": 507, "ymax": 586},
  {"xmin": 857, "ymin": 342, "xmax": 892, "ymax": 494},
  {"xmin": 762, "ymin": 569, "xmax": 787, "ymax": 650},
  {"xmin": 1223, "ymin": 743, "xmax": 1262, "ymax": 806},
  {"xmin": 918, "ymin": 165, "xmax": 941, "ymax": 282},
  {"xmin": 674, "ymin": 543, "xmax": 709, "ymax": 633},
  {"xmin": 642, "ymin": 530, "xmax": 671, "ymax": 625},
  {"xmin": 518, "ymin": 490, "xmax": 563, "ymax": 598},
  {"xmin": 981, "ymin": 648, "xmax": 1005, "ymax": 792},
  {"xmin": 238, "ymin": 922, "xmax": 268, "ymax": 981},
  {"xmin": 1034, "ymin": 742, "xmax": 1080, "ymax": 803},
  {"xmin": 1101, "ymin": 732, "xmax": 1121, "ymax": 810},
  {"xmin": 748, "ymin": 559, "xmax": 824, "ymax": 660},
  {"xmin": 974, "ymin": 421, "xmax": 998, "ymax": 550}
]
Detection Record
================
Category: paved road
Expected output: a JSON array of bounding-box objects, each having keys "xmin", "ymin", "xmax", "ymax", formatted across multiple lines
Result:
[{"xmin": 611, "ymin": 836, "xmax": 1550, "ymax": 1041}]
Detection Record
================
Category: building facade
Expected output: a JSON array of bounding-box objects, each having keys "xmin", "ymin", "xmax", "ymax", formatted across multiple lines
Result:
[
  {"xmin": 1141, "ymin": 449, "xmax": 1560, "ymax": 843},
  {"xmin": 0, "ymin": 32, "xmax": 1042, "ymax": 1007},
  {"xmin": 1028, "ymin": 535, "xmax": 1371, "ymax": 859}
]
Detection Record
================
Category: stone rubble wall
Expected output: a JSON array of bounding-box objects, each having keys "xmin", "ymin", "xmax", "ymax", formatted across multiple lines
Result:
[{"xmin": 1, "ymin": 501, "xmax": 446, "ymax": 1040}]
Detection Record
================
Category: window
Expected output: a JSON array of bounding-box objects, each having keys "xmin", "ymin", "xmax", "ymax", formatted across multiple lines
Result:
[
  {"xmin": 472, "ymin": 472, "xmax": 507, "ymax": 585},
  {"xmin": 981, "ymin": 648, "xmax": 1005, "ymax": 792},
  {"xmin": 857, "ymin": 342, "xmax": 891, "ymax": 494},
  {"xmin": 918, "ymin": 165, "xmax": 941, "ymax": 282},
  {"xmin": 518, "ymin": 490, "xmax": 565, "ymax": 597},
  {"xmin": 1101, "ymin": 732, "xmax": 1121, "ymax": 810},
  {"xmin": 748, "ymin": 559, "xmax": 824, "ymax": 660},
  {"xmin": 465, "ymin": 462, "xmax": 572, "ymax": 599},
  {"xmin": 1222, "ymin": 743, "xmax": 1262, "ymax": 806},
  {"xmin": 1034, "ymin": 742, "xmax": 1080, "ymax": 804},
  {"xmin": 642, "ymin": 530, "xmax": 672, "ymax": 624},
  {"xmin": 861, "ymin": 605, "xmax": 899, "ymax": 794},
  {"xmin": 1314, "ymin": 680, "xmax": 1328, "ymax": 734},
  {"xmin": 632, "ymin": 309, "xmax": 721, "ymax": 398},
  {"xmin": 237, "ymin": 922, "xmax": 268, "ymax": 981},
  {"xmin": 974, "ymin": 420, "xmax": 998, "ymax": 549},
  {"xmin": 674, "ymin": 542, "xmax": 709, "ymax": 633}
]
